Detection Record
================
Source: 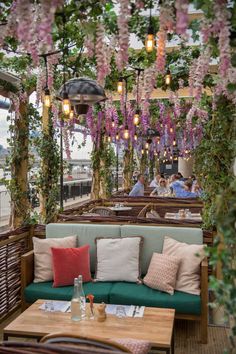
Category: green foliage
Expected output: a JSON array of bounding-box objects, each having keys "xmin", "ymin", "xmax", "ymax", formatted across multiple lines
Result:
[
  {"xmin": 208, "ymin": 179, "xmax": 236, "ymax": 350},
  {"xmin": 194, "ymin": 96, "xmax": 235, "ymax": 229},
  {"xmin": 91, "ymin": 137, "xmax": 116, "ymax": 197},
  {"xmin": 35, "ymin": 114, "xmax": 60, "ymax": 224}
]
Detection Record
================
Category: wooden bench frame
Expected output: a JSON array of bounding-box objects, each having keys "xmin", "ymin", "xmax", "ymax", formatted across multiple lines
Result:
[{"xmin": 21, "ymin": 251, "xmax": 208, "ymax": 344}]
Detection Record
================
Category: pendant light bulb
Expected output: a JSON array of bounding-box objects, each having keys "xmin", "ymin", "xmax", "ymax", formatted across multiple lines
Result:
[
  {"xmin": 62, "ymin": 92, "xmax": 71, "ymax": 115},
  {"xmin": 170, "ymin": 127, "xmax": 173, "ymax": 133},
  {"xmin": 43, "ymin": 88, "xmax": 51, "ymax": 108},
  {"xmin": 108, "ymin": 135, "xmax": 111, "ymax": 143},
  {"xmin": 69, "ymin": 108, "xmax": 74, "ymax": 120},
  {"xmin": 116, "ymin": 133, "xmax": 119, "ymax": 141},
  {"xmin": 123, "ymin": 126, "xmax": 129, "ymax": 140},
  {"xmin": 165, "ymin": 71, "xmax": 171, "ymax": 85},
  {"xmin": 134, "ymin": 134, "xmax": 137, "ymax": 141},
  {"xmin": 141, "ymin": 149, "xmax": 144, "ymax": 155},
  {"xmin": 145, "ymin": 33, "xmax": 155, "ymax": 53},
  {"xmin": 133, "ymin": 111, "xmax": 140, "ymax": 126},
  {"xmin": 111, "ymin": 120, "xmax": 115, "ymax": 128},
  {"xmin": 145, "ymin": 141, "xmax": 149, "ymax": 150},
  {"xmin": 117, "ymin": 79, "xmax": 123, "ymax": 94},
  {"xmin": 173, "ymin": 140, "xmax": 176, "ymax": 146}
]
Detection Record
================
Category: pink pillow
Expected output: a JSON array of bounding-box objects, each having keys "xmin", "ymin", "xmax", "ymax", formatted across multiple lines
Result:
[
  {"xmin": 114, "ymin": 338, "xmax": 150, "ymax": 354},
  {"xmin": 51, "ymin": 245, "xmax": 91, "ymax": 287},
  {"xmin": 143, "ymin": 253, "xmax": 180, "ymax": 295}
]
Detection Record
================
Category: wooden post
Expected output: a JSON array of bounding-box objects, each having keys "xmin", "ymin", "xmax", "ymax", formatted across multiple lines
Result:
[
  {"xmin": 39, "ymin": 103, "xmax": 49, "ymax": 222},
  {"xmin": 90, "ymin": 143, "xmax": 101, "ymax": 200},
  {"xmin": 123, "ymin": 144, "xmax": 134, "ymax": 190},
  {"xmin": 99, "ymin": 136, "xmax": 109, "ymax": 199},
  {"xmin": 10, "ymin": 100, "xmax": 30, "ymax": 229}
]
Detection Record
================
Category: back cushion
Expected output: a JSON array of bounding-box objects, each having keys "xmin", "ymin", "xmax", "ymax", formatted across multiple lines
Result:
[
  {"xmin": 120, "ymin": 225, "xmax": 203, "ymax": 274},
  {"xmin": 46, "ymin": 223, "xmax": 121, "ymax": 273}
]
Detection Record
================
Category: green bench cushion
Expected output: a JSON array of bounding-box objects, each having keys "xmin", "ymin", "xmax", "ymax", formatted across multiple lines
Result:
[
  {"xmin": 25, "ymin": 281, "xmax": 201, "ymax": 316},
  {"xmin": 109, "ymin": 282, "xmax": 201, "ymax": 316},
  {"xmin": 24, "ymin": 281, "xmax": 114, "ymax": 304}
]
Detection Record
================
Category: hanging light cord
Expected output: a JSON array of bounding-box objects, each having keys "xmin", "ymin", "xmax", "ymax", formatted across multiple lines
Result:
[
  {"xmin": 62, "ymin": 11, "xmax": 66, "ymax": 93},
  {"xmin": 149, "ymin": 0, "xmax": 152, "ymax": 28},
  {"xmin": 136, "ymin": 69, "xmax": 140, "ymax": 110},
  {"xmin": 43, "ymin": 55, "xmax": 48, "ymax": 90}
]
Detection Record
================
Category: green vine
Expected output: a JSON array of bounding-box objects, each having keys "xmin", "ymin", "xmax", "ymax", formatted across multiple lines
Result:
[
  {"xmin": 194, "ymin": 96, "xmax": 235, "ymax": 229},
  {"xmin": 35, "ymin": 113, "xmax": 60, "ymax": 223}
]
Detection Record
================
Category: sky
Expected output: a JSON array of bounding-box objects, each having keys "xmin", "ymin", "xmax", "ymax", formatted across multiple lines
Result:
[{"xmin": 0, "ymin": 103, "xmax": 93, "ymax": 160}]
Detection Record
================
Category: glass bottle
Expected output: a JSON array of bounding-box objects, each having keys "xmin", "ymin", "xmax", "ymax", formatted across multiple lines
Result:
[
  {"xmin": 78, "ymin": 274, "xmax": 86, "ymax": 319},
  {"xmin": 71, "ymin": 278, "xmax": 82, "ymax": 321}
]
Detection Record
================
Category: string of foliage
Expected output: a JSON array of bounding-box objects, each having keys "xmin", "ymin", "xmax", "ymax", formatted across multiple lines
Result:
[
  {"xmin": 194, "ymin": 95, "xmax": 236, "ymax": 351},
  {"xmin": 194, "ymin": 96, "xmax": 235, "ymax": 230},
  {"xmin": 34, "ymin": 113, "xmax": 60, "ymax": 224}
]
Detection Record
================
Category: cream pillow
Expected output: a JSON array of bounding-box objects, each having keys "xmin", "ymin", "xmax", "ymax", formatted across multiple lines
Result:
[
  {"xmin": 143, "ymin": 253, "xmax": 180, "ymax": 295},
  {"xmin": 163, "ymin": 237, "xmax": 205, "ymax": 295},
  {"xmin": 33, "ymin": 236, "xmax": 77, "ymax": 283},
  {"xmin": 95, "ymin": 237, "xmax": 143, "ymax": 282}
]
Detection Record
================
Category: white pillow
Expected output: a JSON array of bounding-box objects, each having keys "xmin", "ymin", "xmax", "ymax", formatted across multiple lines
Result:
[
  {"xmin": 33, "ymin": 236, "xmax": 77, "ymax": 283},
  {"xmin": 95, "ymin": 237, "xmax": 143, "ymax": 282},
  {"xmin": 163, "ymin": 237, "xmax": 205, "ymax": 295}
]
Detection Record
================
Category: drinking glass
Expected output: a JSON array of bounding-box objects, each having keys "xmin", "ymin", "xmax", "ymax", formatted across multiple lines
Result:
[{"xmin": 116, "ymin": 305, "xmax": 126, "ymax": 318}]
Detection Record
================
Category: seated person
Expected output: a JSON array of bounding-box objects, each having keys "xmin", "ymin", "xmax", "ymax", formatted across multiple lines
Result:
[
  {"xmin": 175, "ymin": 180, "xmax": 198, "ymax": 198},
  {"xmin": 169, "ymin": 174, "xmax": 184, "ymax": 196},
  {"xmin": 149, "ymin": 173, "xmax": 163, "ymax": 188},
  {"xmin": 129, "ymin": 174, "xmax": 145, "ymax": 197},
  {"xmin": 192, "ymin": 180, "xmax": 203, "ymax": 196},
  {"xmin": 150, "ymin": 179, "xmax": 170, "ymax": 196}
]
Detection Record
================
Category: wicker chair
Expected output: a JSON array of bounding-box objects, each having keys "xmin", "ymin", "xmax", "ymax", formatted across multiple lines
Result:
[
  {"xmin": 40, "ymin": 333, "xmax": 131, "ymax": 353},
  {"xmin": 0, "ymin": 341, "xmax": 127, "ymax": 354},
  {"xmin": 90, "ymin": 206, "xmax": 116, "ymax": 216},
  {"xmin": 137, "ymin": 203, "xmax": 154, "ymax": 217}
]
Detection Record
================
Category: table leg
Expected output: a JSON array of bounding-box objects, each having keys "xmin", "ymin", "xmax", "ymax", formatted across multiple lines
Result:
[
  {"xmin": 3, "ymin": 332, "xmax": 8, "ymax": 341},
  {"xmin": 171, "ymin": 328, "xmax": 175, "ymax": 354}
]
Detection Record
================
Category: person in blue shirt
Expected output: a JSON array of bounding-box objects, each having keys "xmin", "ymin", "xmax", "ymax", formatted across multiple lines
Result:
[
  {"xmin": 129, "ymin": 174, "xmax": 145, "ymax": 197},
  {"xmin": 169, "ymin": 174, "xmax": 184, "ymax": 196},
  {"xmin": 175, "ymin": 180, "xmax": 199, "ymax": 198}
]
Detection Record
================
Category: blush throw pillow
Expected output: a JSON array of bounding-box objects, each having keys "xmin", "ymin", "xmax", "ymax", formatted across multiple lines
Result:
[
  {"xmin": 143, "ymin": 253, "xmax": 180, "ymax": 295},
  {"xmin": 95, "ymin": 237, "xmax": 143, "ymax": 282},
  {"xmin": 33, "ymin": 236, "xmax": 77, "ymax": 283},
  {"xmin": 114, "ymin": 338, "xmax": 150, "ymax": 354},
  {"xmin": 51, "ymin": 245, "xmax": 91, "ymax": 287},
  {"xmin": 163, "ymin": 236, "xmax": 205, "ymax": 295}
]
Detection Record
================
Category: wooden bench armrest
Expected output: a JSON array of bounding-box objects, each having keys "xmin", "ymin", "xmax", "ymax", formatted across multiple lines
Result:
[
  {"xmin": 201, "ymin": 257, "xmax": 208, "ymax": 268},
  {"xmin": 21, "ymin": 250, "xmax": 34, "ymax": 311},
  {"xmin": 200, "ymin": 257, "xmax": 208, "ymax": 343}
]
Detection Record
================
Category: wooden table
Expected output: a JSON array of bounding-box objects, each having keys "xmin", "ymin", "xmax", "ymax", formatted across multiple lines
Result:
[
  {"xmin": 109, "ymin": 206, "xmax": 132, "ymax": 216},
  {"xmin": 165, "ymin": 212, "xmax": 202, "ymax": 222},
  {"xmin": 3, "ymin": 300, "xmax": 175, "ymax": 354}
]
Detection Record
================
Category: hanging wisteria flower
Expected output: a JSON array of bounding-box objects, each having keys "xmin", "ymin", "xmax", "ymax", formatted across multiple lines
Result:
[
  {"xmin": 62, "ymin": 127, "xmax": 71, "ymax": 160},
  {"xmin": 51, "ymin": 103, "xmax": 59, "ymax": 127},
  {"xmin": 159, "ymin": 3, "xmax": 175, "ymax": 33},
  {"xmin": 0, "ymin": 0, "xmax": 63, "ymax": 65},
  {"xmin": 156, "ymin": 31, "xmax": 167, "ymax": 74},
  {"xmin": 116, "ymin": 0, "xmax": 130, "ymax": 72},
  {"xmin": 175, "ymin": 0, "xmax": 189, "ymax": 37},
  {"xmin": 9, "ymin": 93, "xmax": 20, "ymax": 120},
  {"xmin": 169, "ymin": 91, "xmax": 181, "ymax": 118},
  {"xmin": 143, "ymin": 64, "xmax": 156, "ymax": 101},
  {"xmin": 95, "ymin": 23, "xmax": 111, "ymax": 86},
  {"xmin": 84, "ymin": 35, "xmax": 95, "ymax": 58},
  {"xmin": 188, "ymin": 47, "xmax": 211, "ymax": 102}
]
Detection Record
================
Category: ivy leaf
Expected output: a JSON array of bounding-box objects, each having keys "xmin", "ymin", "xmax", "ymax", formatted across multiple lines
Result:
[
  {"xmin": 231, "ymin": 53, "xmax": 236, "ymax": 67},
  {"xmin": 227, "ymin": 83, "xmax": 236, "ymax": 92}
]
